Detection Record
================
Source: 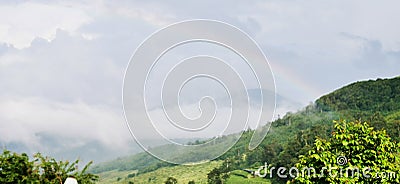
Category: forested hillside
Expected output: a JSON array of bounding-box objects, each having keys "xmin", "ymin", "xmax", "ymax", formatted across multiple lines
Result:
[
  {"xmin": 94, "ymin": 76, "xmax": 400, "ymax": 184},
  {"xmin": 316, "ymin": 76, "xmax": 400, "ymax": 142},
  {"xmin": 317, "ymin": 76, "xmax": 400, "ymax": 112}
]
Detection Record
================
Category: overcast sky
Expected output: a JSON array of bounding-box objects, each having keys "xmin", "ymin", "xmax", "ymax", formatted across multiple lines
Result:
[{"xmin": 0, "ymin": 0, "xmax": 399, "ymax": 162}]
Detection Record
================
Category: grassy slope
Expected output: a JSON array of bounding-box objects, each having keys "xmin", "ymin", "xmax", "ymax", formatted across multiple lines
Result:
[
  {"xmin": 227, "ymin": 170, "xmax": 271, "ymax": 184},
  {"xmin": 97, "ymin": 165, "xmax": 271, "ymax": 184},
  {"xmin": 90, "ymin": 135, "xmax": 239, "ymax": 174},
  {"xmin": 97, "ymin": 161, "xmax": 222, "ymax": 184}
]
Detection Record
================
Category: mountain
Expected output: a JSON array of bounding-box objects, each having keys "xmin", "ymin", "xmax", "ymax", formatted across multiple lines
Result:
[{"xmin": 93, "ymin": 76, "xmax": 400, "ymax": 183}]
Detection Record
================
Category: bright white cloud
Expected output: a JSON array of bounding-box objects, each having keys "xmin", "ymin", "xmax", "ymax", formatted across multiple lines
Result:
[{"xmin": 0, "ymin": 2, "xmax": 91, "ymax": 48}]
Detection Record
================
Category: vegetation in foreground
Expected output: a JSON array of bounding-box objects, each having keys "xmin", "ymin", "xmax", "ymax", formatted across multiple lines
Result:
[
  {"xmin": 0, "ymin": 150, "xmax": 98, "ymax": 183},
  {"xmin": 291, "ymin": 120, "xmax": 400, "ymax": 183}
]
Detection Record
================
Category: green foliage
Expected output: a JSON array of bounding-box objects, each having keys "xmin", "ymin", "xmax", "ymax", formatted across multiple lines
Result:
[
  {"xmin": 207, "ymin": 167, "xmax": 229, "ymax": 184},
  {"xmin": 291, "ymin": 120, "xmax": 400, "ymax": 183},
  {"xmin": 165, "ymin": 176, "xmax": 178, "ymax": 184},
  {"xmin": 0, "ymin": 149, "xmax": 98, "ymax": 184},
  {"xmin": 127, "ymin": 172, "xmax": 136, "ymax": 178},
  {"xmin": 316, "ymin": 77, "xmax": 400, "ymax": 112},
  {"xmin": 0, "ymin": 150, "xmax": 35, "ymax": 183}
]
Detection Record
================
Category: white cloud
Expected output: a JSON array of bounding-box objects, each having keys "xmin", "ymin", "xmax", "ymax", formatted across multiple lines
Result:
[
  {"xmin": 0, "ymin": 96, "xmax": 129, "ymax": 149},
  {"xmin": 0, "ymin": 2, "xmax": 91, "ymax": 48}
]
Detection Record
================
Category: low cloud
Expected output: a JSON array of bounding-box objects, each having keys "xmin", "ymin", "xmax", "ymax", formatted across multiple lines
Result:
[{"xmin": 0, "ymin": 96, "xmax": 129, "ymax": 149}]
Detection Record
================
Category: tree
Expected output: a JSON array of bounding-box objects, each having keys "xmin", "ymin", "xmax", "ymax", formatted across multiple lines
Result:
[
  {"xmin": 207, "ymin": 167, "xmax": 229, "ymax": 184},
  {"xmin": 0, "ymin": 150, "xmax": 36, "ymax": 183},
  {"xmin": 165, "ymin": 176, "xmax": 178, "ymax": 184},
  {"xmin": 0, "ymin": 150, "xmax": 98, "ymax": 183},
  {"xmin": 291, "ymin": 120, "xmax": 400, "ymax": 183}
]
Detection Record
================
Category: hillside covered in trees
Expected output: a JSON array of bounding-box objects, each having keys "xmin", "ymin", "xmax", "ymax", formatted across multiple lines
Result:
[
  {"xmin": 92, "ymin": 76, "xmax": 400, "ymax": 183},
  {"xmin": 317, "ymin": 76, "xmax": 400, "ymax": 112}
]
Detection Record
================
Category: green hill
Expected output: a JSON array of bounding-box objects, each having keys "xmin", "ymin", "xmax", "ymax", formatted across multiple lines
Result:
[
  {"xmin": 93, "ymin": 76, "xmax": 400, "ymax": 184},
  {"xmin": 316, "ymin": 76, "xmax": 400, "ymax": 142},
  {"xmin": 316, "ymin": 76, "xmax": 400, "ymax": 112}
]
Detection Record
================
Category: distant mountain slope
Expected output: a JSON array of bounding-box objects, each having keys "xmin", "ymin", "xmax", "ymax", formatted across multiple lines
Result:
[
  {"xmin": 92, "ymin": 76, "xmax": 400, "ymax": 183},
  {"xmin": 316, "ymin": 76, "xmax": 400, "ymax": 112}
]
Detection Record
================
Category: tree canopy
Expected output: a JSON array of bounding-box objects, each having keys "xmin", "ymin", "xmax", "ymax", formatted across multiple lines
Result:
[
  {"xmin": 0, "ymin": 150, "xmax": 98, "ymax": 184},
  {"xmin": 316, "ymin": 77, "xmax": 400, "ymax": 112},
  {"xmin": 291, "ymin": 120, "xmax": 400, "ymax": 183}
]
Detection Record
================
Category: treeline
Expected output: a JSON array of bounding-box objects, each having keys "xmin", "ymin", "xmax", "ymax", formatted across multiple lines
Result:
[
  {"xmin": 317, "ymin": 77, "xmax": 400, "ymax": 112},
  {"xmin": 90, "ymin": 151, "xmax": 173, "ymax": 174}
]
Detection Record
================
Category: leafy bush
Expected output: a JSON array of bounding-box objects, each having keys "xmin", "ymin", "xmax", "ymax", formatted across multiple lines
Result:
[
  {"xmin": 291, "ymin": 120, "xmax": 400, "ymax": 183},
  {"xmin": 164, "ymin": 176, "xmax": 178, "ymax": 184},
  {"xmin": 0, "ymin": 150, "xmax": 98, "ymax": 183}
]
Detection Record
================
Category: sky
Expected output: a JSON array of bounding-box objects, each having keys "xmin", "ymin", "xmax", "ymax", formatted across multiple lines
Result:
[{"xmin": 0, "ymin": 0, "xmax": 400, "ymax": 163}]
